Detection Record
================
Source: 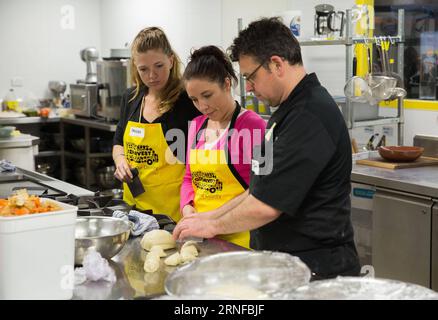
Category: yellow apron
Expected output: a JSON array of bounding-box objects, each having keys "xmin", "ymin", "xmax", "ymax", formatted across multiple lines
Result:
[
  {"xmin": 189, "ymin": 105, "xmax": 250, "ymax": 248},
  {"xmin": 123, "ymin": 99, "xmax": 185, "ymax": 223}
]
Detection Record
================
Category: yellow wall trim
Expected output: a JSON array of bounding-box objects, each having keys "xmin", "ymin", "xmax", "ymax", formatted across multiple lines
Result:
[{"xmin": 379, "ymin": 99, "xmax": 438, "ymax": 111}]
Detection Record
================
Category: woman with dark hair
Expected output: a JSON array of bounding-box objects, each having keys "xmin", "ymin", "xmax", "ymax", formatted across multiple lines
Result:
[
  {"xmin": 179, "ymin": 45, "xmax": 266, "ymax": 248},
  {"xmin": 112, "ymin": 27, "xmax": 200, "ymax": 222}
]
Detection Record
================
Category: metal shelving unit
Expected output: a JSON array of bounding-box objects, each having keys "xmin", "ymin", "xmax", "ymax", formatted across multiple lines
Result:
[
  {"xmin": 61, "ymin": 117, "xmax": 116, "ymax": 189},
  {"xmin": 299, "ymin": 8, "xmax": 405, "ymax": 145}
]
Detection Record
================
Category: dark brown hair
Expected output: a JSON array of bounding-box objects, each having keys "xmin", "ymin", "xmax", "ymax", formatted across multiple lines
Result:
[
  {"xmin": 183, "ymin": 45, "xmax": 238, "ymax": 88},
  {"xmin": 229, "ymin": 17, "xmax": 303, "ymax": 67}
]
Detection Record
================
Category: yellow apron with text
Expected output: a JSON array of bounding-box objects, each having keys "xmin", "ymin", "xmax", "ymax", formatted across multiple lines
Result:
[
  {"xmin": 123, "ymin": 119, "xmax": 185, "ymax": 223},
  {"xmin": 189, "ymin": 106, "xmax": 250, "ymax": 248}
]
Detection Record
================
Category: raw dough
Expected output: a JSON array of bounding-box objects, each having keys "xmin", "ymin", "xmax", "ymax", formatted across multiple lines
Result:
[
  {"xmin": 141, "ymin": 229, "xmax": 176, "ymax": 251},
  {"xmin": 180, "ymin": 245, "xmax": 198, "ymax": 263},
  {"xmin": 150, "ymin": 245, "xmax": 167, "ymax": 257},
  {"xmin": 205, "ymin": 284, "xmax": 269, "ymax": 299},
  {"xmin": 181, "ymin": 240, "xmax": 199, "ymax": 250},
  {"xmin": 143, "ymin": 252, "xmax": 160, "ymax": 273},
  {"xmin": 164, "ymin": 252, "xmax": 181, "ymax": 266}
]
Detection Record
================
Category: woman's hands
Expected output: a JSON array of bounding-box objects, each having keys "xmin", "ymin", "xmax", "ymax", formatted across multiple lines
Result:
[{"xmin": 113, "ymin": 154, "xmax": 133, "ymax": 182}]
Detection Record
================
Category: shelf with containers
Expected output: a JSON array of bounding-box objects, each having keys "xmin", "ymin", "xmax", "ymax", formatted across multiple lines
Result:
[
  {"xmin": 0, "ymin": 117, "xmax": 63, "ymax": 177},
  {"xmin": 60, "ymin": 117, "xmax": 119, "ymax": 191},
  {"xmin": 300, "ymin": 9, "xmax": 406, "ymax": 145},
  {"xmin": 238, "ymin": 9, "xmax": 406, "ymax": 145}
]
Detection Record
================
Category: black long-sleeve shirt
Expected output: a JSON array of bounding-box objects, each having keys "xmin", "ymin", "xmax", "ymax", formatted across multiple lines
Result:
[{"xmin": 113, "ymin": 87, "xmax": 201, "ymax": 162}]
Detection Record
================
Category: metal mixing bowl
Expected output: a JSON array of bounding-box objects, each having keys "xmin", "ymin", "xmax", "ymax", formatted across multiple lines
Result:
[
  {"xmin": 165, "ymin": 251, "xmax": 311, "ymax": 299},
  {"xmin": 75, "ymin": 216, "xmax": 131, "ymax": 265}
]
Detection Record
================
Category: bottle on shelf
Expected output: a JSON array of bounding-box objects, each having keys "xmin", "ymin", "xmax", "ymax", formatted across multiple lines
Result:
[{"xmin": 2, "ymin": 88, "xmax": 20, "ymax": 112}]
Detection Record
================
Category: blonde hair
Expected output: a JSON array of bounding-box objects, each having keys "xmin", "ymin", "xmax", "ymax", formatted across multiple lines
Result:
[{"xmin": 129, "ymin": 27, "xmax": 183, "ymax": 114}]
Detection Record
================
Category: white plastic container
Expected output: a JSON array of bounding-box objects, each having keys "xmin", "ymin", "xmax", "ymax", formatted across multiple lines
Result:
[{"xmin": 0, "ymin": 199, "xmax": 77, "ymax": 300}]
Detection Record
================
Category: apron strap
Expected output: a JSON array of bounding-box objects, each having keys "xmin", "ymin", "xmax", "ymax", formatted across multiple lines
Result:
[{"xmin": 191, "ymin": 102, "xmax": 248, "ymax": 190}]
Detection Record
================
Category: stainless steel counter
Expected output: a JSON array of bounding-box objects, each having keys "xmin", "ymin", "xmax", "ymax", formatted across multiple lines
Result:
[
  {"xmin": 0, "ymin": 117, "xmax": 60, "ymax": 125},
  {"xmin": 0, "ymin": 116, "xmax": 116, "ymax": 132},
  {"xmin": 73, "ymin": 237, "xmax": 246, "ymax": 300},
  {"xmin": 352, "ymin": 164, "xmax": 438, "ymax": 198},
  {"xmin": 0, "ymin": 167, "xmax": 94, "ymax": 198},
  {"xmin": 62, "ymin": 117, "xmax": 117, "ymax": 132}
]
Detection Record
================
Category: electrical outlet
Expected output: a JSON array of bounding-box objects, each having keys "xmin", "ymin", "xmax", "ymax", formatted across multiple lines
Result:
[{"xmin": 11, "ymin": 77, "xmax": 23, "ymax": 87}]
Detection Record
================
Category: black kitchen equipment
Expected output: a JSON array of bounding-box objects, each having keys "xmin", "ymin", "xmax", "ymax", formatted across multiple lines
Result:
[
  {"xmin": 314, "ymin": 4, "xmax": 345, "ymax": 38},
  {"xmin": 126, "ymin": 168, "xmax": 145, "ymax": 198}
]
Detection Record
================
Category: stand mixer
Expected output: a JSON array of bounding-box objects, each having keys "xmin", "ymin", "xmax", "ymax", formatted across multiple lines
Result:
[
  {"xmin": 48, "ymin": 81, "xmax": 67, "ymax": 107},
  {"xmin": 80, "ymin": 47, "xmax": 99, "ymax": 83}
]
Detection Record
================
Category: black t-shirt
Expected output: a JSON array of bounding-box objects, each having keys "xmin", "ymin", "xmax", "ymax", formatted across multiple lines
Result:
[
  {"xmin": 249, "ymin": 73, "xmax": 358, "ymax": 276},
  {"xmin": 113, "ymin": 87, "xmax": 201, "ymax": 162}
]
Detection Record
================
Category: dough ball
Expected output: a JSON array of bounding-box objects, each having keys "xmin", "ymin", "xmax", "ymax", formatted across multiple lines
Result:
[
  {"xmin": 181, "ymin": 244, "xmax": 198, "ymax": 257},
  {"xmin": 181, "ymin": 241, "xmax": 200, "ymax": 251},
  {"xmin": 144, "ymin": 252, "xmax": 160, "ymax": 273},
  {"xmin": 141, "ymin": 229, "xmax": 176, "ymax": 251},
  {"xmin": 150, "ymin": 245, "xmax": 167, "ymax": 257},
  {"xmin": 164, "ymin": 252, "xmax": 182, "ymax": 266},
  {"xmin": 180, "ymin": 251, "xmax": 197, "ymax": 264}
]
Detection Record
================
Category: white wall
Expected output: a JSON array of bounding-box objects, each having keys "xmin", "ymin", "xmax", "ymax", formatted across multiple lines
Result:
[
  {"xmin": 99, "ymin": 0, "xmax": 222, "ymax": 65},
  {"xmin": 220, "ymin": 0, "xmax": 355, "ymax": 96},
  {"xmin": 0, "ymin": 0, "xmax": 101, "ymax": 100},
  {"xmin": 0, "ymin": 0, "xmax": 222, "ymax": 100}
]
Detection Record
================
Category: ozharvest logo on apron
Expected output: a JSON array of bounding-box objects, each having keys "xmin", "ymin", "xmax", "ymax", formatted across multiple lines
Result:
[
  {"xmin": 192, "ymin": 171, "xmax": 223, "ymax": 194},
  {"xmin": 121, "ymin": 96, "xmax": 185, "ymax": 223},
  {"xmin": 125, "ymin": 141, "xmax": 159, "ymax": 166}
]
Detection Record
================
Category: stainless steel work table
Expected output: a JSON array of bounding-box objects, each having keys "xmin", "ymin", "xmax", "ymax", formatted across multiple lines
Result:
[
  {"xmin": 352, "ymin": 164, "xmax": 438, "ymax": 198},
  {"xmin": 73, "ymin": 237, "xmax": 246, "ymax": 300}
]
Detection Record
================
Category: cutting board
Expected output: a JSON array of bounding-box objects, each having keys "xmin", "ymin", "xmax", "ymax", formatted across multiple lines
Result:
[{"xmin": 356, "ymin": 156, "xmax": 438, "ymax": 169}]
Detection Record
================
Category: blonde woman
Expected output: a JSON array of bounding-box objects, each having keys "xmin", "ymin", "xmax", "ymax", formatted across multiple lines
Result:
[{"xmin": 113, "ymin": 27, "xmax": 200, "ymax": 222}]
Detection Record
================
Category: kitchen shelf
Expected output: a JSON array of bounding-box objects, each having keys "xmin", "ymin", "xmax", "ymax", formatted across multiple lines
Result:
[
  {"xmin": 0, "ymin": 117, "xmax": 60, "ymax": 125},
  {"xmin": 36, "ymin": 150, "xmax": 62, "ymax": 157},
  {"xmin": 298, "ymin": 36, "xmax": 402, "ymax": 47},
  {"xmin": 89, "ymin": 152, "xmax": 112, "ymax": 158},
  {"xmin": 308, "ymin": 9, "xmax": 405, "ymax": 145},
  {"xmin": 64, "ymin": 151, "xmax": 85, "ymax": 159},
  {"xmin": 352, "ymin": 117, "xmax": 401, "ymax": 128},
  {"xmin": 238, "ymin": 9, "xmax": 405, "ymax": 145}
]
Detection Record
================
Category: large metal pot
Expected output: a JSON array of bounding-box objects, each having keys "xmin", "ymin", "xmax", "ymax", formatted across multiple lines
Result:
[
  {"xmin": 96, "ymin": 166, "xmax": 121, "ymax": 189},
  {"xmin": 165, "ymin": 251, "xmax": 311, "ymax": 299}
]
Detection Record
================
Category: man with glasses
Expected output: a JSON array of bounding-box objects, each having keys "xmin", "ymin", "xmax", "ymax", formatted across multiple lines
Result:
[{"xmin": 173, "ymin": 17, "xmax": 360, "ymax": 279}]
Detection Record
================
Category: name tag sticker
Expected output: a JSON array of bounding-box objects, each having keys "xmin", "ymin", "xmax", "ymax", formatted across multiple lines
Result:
[
  {"xmin": 251, "ymin": 159, "xmax": 260, "ymax": 175},
  {"xmin": 130, "ymin": 127, "xmax": 144, "ymax": 138}
]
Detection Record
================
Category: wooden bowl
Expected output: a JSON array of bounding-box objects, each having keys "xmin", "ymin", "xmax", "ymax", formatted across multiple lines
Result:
[{"xmin": 377, "ymin": 146, "xmax": 424, "ymax": 162}]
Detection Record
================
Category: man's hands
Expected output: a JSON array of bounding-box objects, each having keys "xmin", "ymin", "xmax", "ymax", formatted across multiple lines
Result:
[{"xmin": 173, "ymin": 213, "xmax": 218, "ymax": 241}]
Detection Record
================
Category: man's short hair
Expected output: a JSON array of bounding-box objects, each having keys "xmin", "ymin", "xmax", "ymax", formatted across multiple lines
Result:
[{"xmin": 229, "ymin": 17, "xmax": 303, "ymax": 66}]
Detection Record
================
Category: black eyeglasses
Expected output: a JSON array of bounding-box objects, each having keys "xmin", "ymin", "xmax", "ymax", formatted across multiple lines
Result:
[{"xmin": 242, "ymin": 61, "xmax": 265, "ymax": 85}]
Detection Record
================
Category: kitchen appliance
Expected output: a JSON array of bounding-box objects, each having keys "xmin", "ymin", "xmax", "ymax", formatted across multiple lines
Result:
[
  {"xmin": 70, "ymin": 83, "xmax": 98, "ymax": 118},
  {"xmin": 0, "ymin": 134, "xmax": 38, "ymax": 171},
  {"xmin": 80, "ymin": 47, "xmax": 99, "ymax": 84},
  {"xmin": 314, "ymin": 4, "xmax": 345, "ymax": 38},
  {"xmin": 96, "ymin": 57, "xmax": 131, "ymax": 121},
  {"xmin": 69, "ymin": 47, "xmax": 100, "ymax": 118},
  {"xmin": 48, "ymin": 81, "xmax": 67, "ymax": 107}
]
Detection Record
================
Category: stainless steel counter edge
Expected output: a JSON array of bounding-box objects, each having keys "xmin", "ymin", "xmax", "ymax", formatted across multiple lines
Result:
[
  {"xmin": 352, "ymin": 164, "xmax": 438, "ymax": 198},
  {"xmin": 17, "ymin": 167, "xmax": 94, "ymax": 197},
  {"xmin": 0, "ymin": 116, "xmax": 117, "ymax": 132}
]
